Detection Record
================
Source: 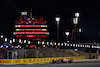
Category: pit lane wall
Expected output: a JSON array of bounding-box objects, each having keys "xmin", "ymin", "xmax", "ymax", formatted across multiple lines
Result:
[{"xmin": 0, "ymin": 56, "xmax": 84, "ymax": 64}]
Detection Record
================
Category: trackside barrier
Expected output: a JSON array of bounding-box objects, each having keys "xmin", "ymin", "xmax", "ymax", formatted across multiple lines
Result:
[{"xmin": 0, "ymin": 56, "xmax": 85, "ymax": 64}]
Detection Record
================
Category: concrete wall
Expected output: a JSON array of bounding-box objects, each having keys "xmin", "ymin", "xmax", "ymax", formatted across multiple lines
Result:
[{"xmin": 25, "ymin": 48, "xmax": 97, "ymax": 58}]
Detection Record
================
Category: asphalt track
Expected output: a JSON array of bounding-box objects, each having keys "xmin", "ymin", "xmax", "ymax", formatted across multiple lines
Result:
[{"xmin": 0, "ymin": 60, "xmax": 100, "ymax": 67}]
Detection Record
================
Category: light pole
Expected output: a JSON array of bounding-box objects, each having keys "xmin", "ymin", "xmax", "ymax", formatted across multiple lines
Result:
[
  {"xmin": 73, "ymin": 12, "xmax": 79, "ymax": 43},
  {"xmin": 0, "ymin": 35, "xmax": 3, "ymax": 45},
  {"xmin": 55, "ymin": 17, "xmax": 60, "ymax": 41},
  {"xmin": 79, "ymin": 28, "xmax": 81, "ymax": 43},
  {"xmin": 65, "ymin": 32, "xmax": 69, "ymax": 42}
]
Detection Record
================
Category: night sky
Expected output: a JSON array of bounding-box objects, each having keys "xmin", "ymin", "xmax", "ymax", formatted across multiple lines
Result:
[{"xmin": 0, "ymin": 0, "xmax": 100, "ymax": 43}]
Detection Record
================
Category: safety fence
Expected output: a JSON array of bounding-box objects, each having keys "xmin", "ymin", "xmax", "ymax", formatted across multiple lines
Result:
[{"xmin": 0, "ymin": 56, "xmax": 85, "ymax": 64}]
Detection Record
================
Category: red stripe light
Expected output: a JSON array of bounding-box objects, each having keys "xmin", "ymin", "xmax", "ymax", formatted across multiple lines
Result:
[
  {"xmin": 21, "ymin": 25, "xmax": 41, "ymax": 27},
  {"xmin": 15, "ymin": 32, "xmax": 48, "ymax": 34},
  {"xmin": 32, "ymin": 38, "xmax": 40, "ymax": 40},
  {"xmin": 16, "ymin": 35, "xmax": 47, "ymax": 37},
  {"xmin": 16, "ymin": 29, "xmax": 47, "ymax": 31},
  {"xmin": 25, "ymin": 35, "xmax": 47, "ymax": 37},
  {"xmin": 15, "ymin": 25, "xmax": 47, "ymax": 27}
]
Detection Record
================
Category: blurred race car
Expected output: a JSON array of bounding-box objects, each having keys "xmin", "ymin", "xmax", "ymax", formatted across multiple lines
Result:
[{"xmin": 51, "ymin": 58, "xmax": 73, "ymax": 63}]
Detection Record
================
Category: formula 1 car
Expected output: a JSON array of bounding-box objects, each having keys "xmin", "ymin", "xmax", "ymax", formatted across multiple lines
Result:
[{"xmin": 51, "ymin": 58, "xmax": 73, "ymax": 63}]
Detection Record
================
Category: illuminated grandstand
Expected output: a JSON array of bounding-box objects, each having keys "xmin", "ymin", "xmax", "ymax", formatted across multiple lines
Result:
[{"xmin": 13, "ymin": 10, "xmax": 49, "ymax": 46}]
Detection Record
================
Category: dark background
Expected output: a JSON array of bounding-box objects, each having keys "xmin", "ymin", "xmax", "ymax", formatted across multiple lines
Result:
[{"xmin": 0, "ymin": 0, "xmax": 100, "ymax": 43}]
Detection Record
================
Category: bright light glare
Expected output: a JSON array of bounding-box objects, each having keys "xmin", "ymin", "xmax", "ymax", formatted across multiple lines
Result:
[
  {"xmin": 47, "ymin": 42, "xmax": 49, "ymax": 45},
  {"xmin": 75, "ymin": 12, "xmax": 79, "ymax": 17},
  {"xmin": 42, "ymin": 41, "xmax": 44, "ymax": 44},
  {"xmin": 71, "ymin": 44, "xmax": 72, "ymax": 46},
  {"xmin": 65, "ymin": 32, "xmax": 69, "ymax": 36},
  {"xmin": 73, "ymin": 44, "xmax": 75, "ymax": 46},
  {"xmin": 24, "ymin": 40, "xmax": 26, "ymax": 43},
  {"xmin": 21, "ymin": 12, "xmax": 27, "ymax": 15},
  {"xmin": 67, "ymin": 44, "xmax": 69, "ymax": 46},
  {"xmin": 0, "ymin": 35, "xmax": 3, "ymax": 38},
  {"xmin": 58, "ymin": 43, "xmax": 60, "ymax": 46},
  {"xmin": 10, "ymin": 40, "xmax": 12, "ymax": 44},
  {"xmin": 5, "ymin": 38, "xmax": 7, "ymax": 42},
  {"xmin": 61, "ymin": 43, "xmax": 63, "ymax": 46},
  {"xmin": 13, "ymin": 38, "xmax": 15, "ymax": 42},
  {"xmin": 64, "ymin": 42, "xmax": 67, "ymax": 46},
  {"xmin": 54, "ymin": 42, "xmax": 56, "ymax": 45},
  {"xmin": 55, "ymin": 17, "xmax": 60, "ymax": 21},
  {"xmin": 28, "ymin": 41, "xmax": 31, "ymax": 44},
  {"xmin": 38, "ymin": 41, "xmax": 40, "ymax": 44},
  {"xmin": 19, "ymin": 39, "xmax": 21, "ymax": 43},
  {"xmin": 1, "ymin": 45, "xmax": 3, "ymax": 48},
  {"xmin": 50, "ymin": 42, "xmax": 52, "ymax": 45},
  {"xmin": 6, "ymin": 46, "xmax": 8, "ymax": 48},
  {"xmin": 79, "ymin": 28, "xmax": 81, "ymax": 32}
]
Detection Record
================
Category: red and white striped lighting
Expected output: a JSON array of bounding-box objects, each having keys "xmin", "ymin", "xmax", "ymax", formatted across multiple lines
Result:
[
  {"xmin": 15, "ymin": 25, "xmax": 47, "ymax": 27},
  {"xmin": 14, "ymin": 32, "xmax": 48, "ymax": 35},
  {"xmin": 15, "ymin": 29, "xmax": 47, "ymax": 31}
]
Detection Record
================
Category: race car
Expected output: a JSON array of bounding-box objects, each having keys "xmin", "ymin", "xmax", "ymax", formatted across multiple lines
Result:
[{"xmin": 51, "ymin": 58, "xmax": 73, "ymax": 63}]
